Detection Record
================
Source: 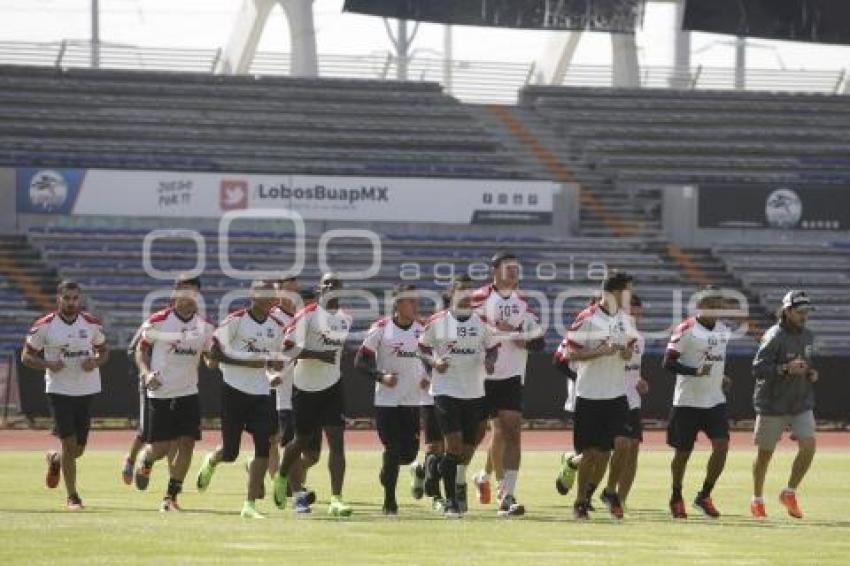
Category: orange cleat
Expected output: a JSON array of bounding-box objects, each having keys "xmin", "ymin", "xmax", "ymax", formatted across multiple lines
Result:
[
  {"xmin": 779, "ymin": 490, "xmax": 803, "ymax": 519},
  {"xmin": 45, "ymin": 451, "xmax": 61, "ymax": 489},
  {"xmin": 750, "ymin": 499, "xmax": 767, "ymax": 519},
  {"xmin": 473, "ymin": 473, "xmax": 491, "ymax": 505}
]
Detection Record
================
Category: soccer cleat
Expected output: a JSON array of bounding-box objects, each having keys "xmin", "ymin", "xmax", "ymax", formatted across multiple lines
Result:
[
  {"xmin": 750, "ymin": 500, "xmax": 768, "ymax": 519},
  {"xmin": 443, "ymin": 501, "xmax": 463, "ymax": 519},
  {"xmin": 555, "ymin": 453, "xmax": 577, "ymax": 496},
  {"xmin": 303, "ymin": 489, "xmax": 317, "ymax": 506},
  {"xmin": 600, "ymin": 490, "xmax": 624, "ymax": 519},
  {"xmin": 497, "ymin": 494, "xmax": 526, "ymax": 517},
  {"xmin": 272, "ymin": 474, "xmax": 289, "ymax": 510},
  {"xmin": 473, "ymin": 473, "xmax": 491, "ymax": 505},
  {"xmin": 160, "ymin": 496, "xmax": 182, "ymax": 512},
  {"xmin": 573, "ymin": 501, "xmax": 590, "ymax": 520},
  {"xmin": 121, "ymin": 457, "xmax": 134, "ymax": 486},
  {"xmin": 382, "ymin": 497, "xmax": 399, "ymax": 516},
  {"xmin": 410, "ymin": 463, "xmax": 425, "ymax": 500},
  {"xmin": 670, "ymin": 498, "xmax": 688, "ymax": 519},
  {"xmin": 693, "ymin": 494, "xmax": 721, "ymax": 518},
  {"xmin": 66, "ymin": 494, "xmax": 84, "ymax": 511},
  {"xmin": 45, "ymin": 451, "xmax": 61, "ymax": 489},
  {"xmin": 328, "ymin": 497, "xmax": 353, "ymax": 517},
  {"xmin": 134, "ymin": 459, "xmax": 153, "ymax": 491},
  {"xmin": 195, "ymin": 453, "xmax": 216, "ymax": 493},
  {"xmin": 293, "ymin": 492, "xmax": 312, "ymax": 514},
  {"xmin": 779, "ymin": 489, "xmax": 803, "ymax": 519},
  {"xmin": 432, "ymin": 497, "xmax": 446, "ymax": 512},
  {"xmin": 240, "ymin": 501, "xmax": 265, "ymax": 519},
  {"xmin": 456, "ymin": 483, "xmax": 469, "ymax": 513}
]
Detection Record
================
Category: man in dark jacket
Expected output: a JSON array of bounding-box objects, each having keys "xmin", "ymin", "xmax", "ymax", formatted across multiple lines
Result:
[{"xmin": 750, "ymin": 290, "xmax": 818, "ymax": 520}]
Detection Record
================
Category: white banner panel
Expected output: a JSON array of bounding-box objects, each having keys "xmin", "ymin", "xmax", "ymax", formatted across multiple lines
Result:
[{"xmin": 17, "ymin": 168, "xmax": 556, "ymax": 225}]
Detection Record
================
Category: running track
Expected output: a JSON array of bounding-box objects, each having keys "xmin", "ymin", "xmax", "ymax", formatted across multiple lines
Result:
[{"xmin": 1, "ymin": 429, "xmax": 848, "ymax": 451}]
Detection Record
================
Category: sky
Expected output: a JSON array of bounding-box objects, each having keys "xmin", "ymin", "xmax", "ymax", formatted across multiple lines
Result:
[{"xmin": 1, "ymin": 0, "xmax": 849, "ymax": 71}]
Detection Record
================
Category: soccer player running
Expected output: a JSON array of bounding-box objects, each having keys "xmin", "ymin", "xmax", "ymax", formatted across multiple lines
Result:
[
  {"xmin": 133, "ymin": 276, "xmax": 215, "ymax": 511},
  {"xmin": 663, "ymin": 286, "xmax": 732, "ymax": 519},
  {"xmin": 195, "ymin": 280, "xmax": 285, "ymax": 518},
  {"xmin": 471, "ymin": 252, "xmax": 544, "ymax": 517},
  {"xmin": 564, "ymin": 272, "xmax": 637, "ymax": 520},
  {"xmin": 22, "ymin": 280, "xmax": 109, "ymax": 510},
  {"xmin": 355, "ymin": 283, "xmax": 428, "ymax": 515},
  {"xmin": 264, "ymin": 277, "xmax": 316, "ymax": 505},
  {"xmin": 750, "ymin": 290, "xmax": 818, "ymax": 520},
  {"xmin": 272, "ymin": 273, "xmax": 354, "ymax": 517},
  {"xmin": 418, "ymin": 274, "xmax": 500, "ymax": 519}
]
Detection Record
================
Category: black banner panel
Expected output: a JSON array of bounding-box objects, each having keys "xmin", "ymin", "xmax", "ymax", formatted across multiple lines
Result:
[
  {"xmin": 684, "ymin": 0, "xmax": 850, "ymax": 45},
  {"xmin": 343, "ymin": 0, "xmax": 644, "ymax": 32},
  {"xmin": 16, "ymin": 352, "xmax": 850, "ymax": 421},
  {"xmin": 698, "ymin": 184, "xmax": 850, "ymax": 230}
]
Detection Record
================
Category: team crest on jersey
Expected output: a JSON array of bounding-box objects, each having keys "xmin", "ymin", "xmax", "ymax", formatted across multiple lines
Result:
[
  {"xmin": 78, "ymin": 329, "xmax": 88, "ymax": 339},
  {"xmin": 266, "ymin": 328, "xmax": 276, "ymax": 339},
  {"xmin": 708, "ymin": 336, "xmax": 718, "ymax": 346},
  {"xmin": 457, "ymin": 326, "xmax": 478, "ymax": 337}
]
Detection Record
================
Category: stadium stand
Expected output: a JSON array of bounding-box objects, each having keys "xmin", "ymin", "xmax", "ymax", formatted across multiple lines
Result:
[
  {"xmin": 0, "ymin": 65, "xmax": 543, "ymax": 179},
  {"xmin": 22, "ymin": 224, "xmax": 753, "ymax": 354}
]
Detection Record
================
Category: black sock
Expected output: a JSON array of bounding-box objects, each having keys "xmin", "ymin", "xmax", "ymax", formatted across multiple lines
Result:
[
  {"xmin": 671, "ymin": 485, "xmax": 683, "ymax": 502},
  {"xmin": 424, "ymin": 453, "xmax": 442, "ymax": 498},
  {"xmin": 439, "ymin": 453, "xmax": 459, "ymax": 505},
  {"xmin": 381, "ymin": 452, "xmax": 399, "ymax": 502},
  {"xmin": 167, "ymin": 478, "xmax": 183, "ymax": 498},
  {"xmin": 699, "ymin": 480, "xmax": 715, "ymax": 498}
]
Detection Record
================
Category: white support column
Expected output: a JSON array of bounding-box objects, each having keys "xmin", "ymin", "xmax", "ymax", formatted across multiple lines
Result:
[
  {"xmin": 217, "ymin": 0, "xmax": 318, "ymax": 77},
  {"xmin": 671, "ymin": 0, "xmax": 691, "ymax": 88},
  {"xmin": 443, "ymin": 25, "xmax": 453, "ymax": 95},
  {"xmin": 735, "ymin": 36, "xmax": 746, "ymax": 90},
  {"xmin": 280, "ymin": 0, "xmax": 319, "ymax": 77},
  {"xmin": 611, "ymin": 33, "xmax": 640, "ymax": 88},
  {"xmin": 216, "ymin": 0, "xmax": 275, "ymax": 74},
  {"xmin": 536, "ymin": 31, "xmax": 583, "ymax": 85}
]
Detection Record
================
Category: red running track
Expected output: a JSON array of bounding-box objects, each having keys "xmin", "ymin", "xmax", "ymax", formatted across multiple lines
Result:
[{"xmin": 1, "ymin": 429, "xmax": 848, "ymax": 451}]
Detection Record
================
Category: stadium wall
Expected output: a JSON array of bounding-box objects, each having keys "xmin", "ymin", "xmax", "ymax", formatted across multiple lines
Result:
[{"xmin": 14, "ymin": 352, "xmax": 850, "ymax": 423}]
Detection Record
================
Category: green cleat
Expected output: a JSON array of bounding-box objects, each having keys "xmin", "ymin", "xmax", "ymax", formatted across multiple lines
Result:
[
  {"xmin": 272, "ymin": 473, "xmax": 288, "ymax": 510},
  {"xmin": 555, "ymin": 452, "xmax": 577, "ymax": 496},
  {"xmin": 240, "ymin": 500, "xmax": 265, "ymax": 519},
  {"xmin": 196, "ymin": 453, "xmax": 216, "ymax": 493},
  {"xmin": 328, "ymin": 496, "xmax": 353, "ymax": 517}
]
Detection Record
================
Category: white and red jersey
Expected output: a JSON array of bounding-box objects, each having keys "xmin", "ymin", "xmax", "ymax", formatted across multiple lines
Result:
[
  {"xmin": 666, "ymin": 317, "xmax": 729, "ymax": 409},
  {"xmin": 139, "ymin": 307, "xmax": 215, "ymax": 399},
  {"xmin": 284, "ymin": 303, "xmax": 351, "ymax": 392},
  {"xmin": 25, "ymin": 311, "xmax": 106, "ymax": 396},
  {"xmin": 566, "ymin": 303, "xmax": 637, "ymax": 400},
  {"xmin": 418, "ymin": 310, "xmax": 499, "ymax": 400},
  {"xmin": 625, "ymin": 333, "xmax": 645, "ymax": 410},
  {"xmin": 359, "ymin": 317, "xmax": 428, "ymax": 407},
  {"xmin": 269, "ymin": 306, "xmax": 296, "ymax": 410},
  {"xmin": 472, "ymin": 284, "xmax": 542, "ymax": 382},
  {"xmin": 214, "ymin": 308, "xmax": 286, "ymax": 396}
]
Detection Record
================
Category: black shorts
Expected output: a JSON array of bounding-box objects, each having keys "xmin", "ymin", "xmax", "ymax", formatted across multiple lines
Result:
[
  {"xmin": 221, "ymin": 384, "xmax": 276, "ymax": 460},
  {"xmin": 433, "ymin": 395, "xmax": 486, "ymax": 446},
  {"xmin": 420, "ymin": 404, "xmax": 442, "ymax": 445},
  {"xmin": 376, "ymin": 406, "xmax": 421, "ymax": 463},
  {"xmin": 146, "ymin": 394, "xmax": 201, "ymax": 443},
  {"xmin": 47, "ymin": 393, "xmax": 94, "ymax": 446},
  {"xmin": 278, "ymin": 409, "xmax": 295, "ymax": 446},
  {"xmin": 292, "ymin": 381, "xmax": 345, "ymax": 437},
  {"xmin": 667, "ymin": 403, "xmax": 729, "ymax": 452},
  {"xmin": 573, "ymin": 396, "xmax": 629, "ymax": 453},
  {"xmin": 484, "ymin": 375, "xmax": 523, "ymax": 416},
  {"xmin": 624, "ymin": 408, "xmax": 643, "ymax": 442}
]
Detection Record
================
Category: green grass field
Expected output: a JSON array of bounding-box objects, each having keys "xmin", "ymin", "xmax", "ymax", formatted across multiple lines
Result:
[{"xmin": 1, "ymin": 448, "xmax": 849, "ymax": 565}]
